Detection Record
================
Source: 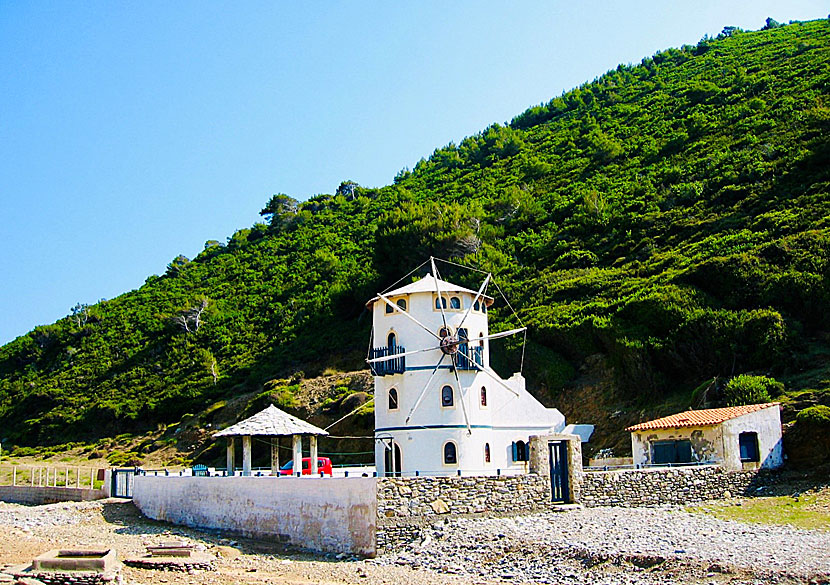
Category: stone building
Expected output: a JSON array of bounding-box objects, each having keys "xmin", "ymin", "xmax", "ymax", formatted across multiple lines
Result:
[{"xmin": 627, "ymin": 403, "xmax": 784, "ymax": 471}]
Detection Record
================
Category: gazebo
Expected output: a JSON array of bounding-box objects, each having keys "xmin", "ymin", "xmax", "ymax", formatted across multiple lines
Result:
[{"xmin": 214, "ymin": 405, "xmax": 329, "ymax": 476}]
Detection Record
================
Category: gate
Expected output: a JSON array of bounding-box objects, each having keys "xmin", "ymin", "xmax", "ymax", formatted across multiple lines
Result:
[
  {"xmin": 111, "ymin": 468, "xmax": 138, "ymax": 498},
  {"xmin": 548, "ymin": 441, "xmax": 570, "ymax": 503}
]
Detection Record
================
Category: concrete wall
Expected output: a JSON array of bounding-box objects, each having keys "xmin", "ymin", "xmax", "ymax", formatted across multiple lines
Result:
[
  {"xmin": 630, "ymin": 406, "xmax": 783, "ymax": 471},
  {"xmin": 0, "ymin": 486, "xmax": 107, "ymax": 505},
  {"xmin": 133, "ymin": 476, "xmax": 376, "ymax": 556}
]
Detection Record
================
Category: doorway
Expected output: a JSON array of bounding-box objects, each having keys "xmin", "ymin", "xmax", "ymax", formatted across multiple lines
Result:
[
  {"xmin": 548, "ymin": 441, "xmax": 570, "ymax": 503},
  {"xmin": 383, "ymin": 442, "xmax": 402, "ymax": 477}
]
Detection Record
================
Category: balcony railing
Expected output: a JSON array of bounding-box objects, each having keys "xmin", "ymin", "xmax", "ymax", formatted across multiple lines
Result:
[
  {"xmin": 455, "ymin": 345, "xmax": 483, "ymax": 371},
  {"xmin": 370, "ymin": 346, "xmax": 406, "ymax": 376}
]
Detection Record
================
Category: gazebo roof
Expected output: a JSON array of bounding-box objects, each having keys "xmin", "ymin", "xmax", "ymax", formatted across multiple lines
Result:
[{"xmin": 214, "ymin": 405, "xmax": 328, "ymax": 437}]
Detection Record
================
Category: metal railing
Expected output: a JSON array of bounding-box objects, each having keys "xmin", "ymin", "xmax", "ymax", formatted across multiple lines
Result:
[
  {"xmin": 370, "ymin": 346, "xmax": 406, "ymax": 376},
  {"xmin": 584, "ymin": 461, "xmax": 720, "ymax": 472},
  {"xmin": 0, "ymin": 465, "xmax": 102, "ymax": 489},
  {"xmin": 455, "ymin": 345, "xmax": 483, "ymax": 370}
]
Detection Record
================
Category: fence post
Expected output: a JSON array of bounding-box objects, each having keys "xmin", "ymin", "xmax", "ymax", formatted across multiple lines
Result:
[
  {"xmin": 12, "ymin": 467, "xmax": 16, "ymax": 486},
  {"xmin": 90, "ymin": 468, "xmax": 94, "ymax": 490},
  {"xmin": 76, "ymin": 467, "xmax": 80, "ymax": 488}
]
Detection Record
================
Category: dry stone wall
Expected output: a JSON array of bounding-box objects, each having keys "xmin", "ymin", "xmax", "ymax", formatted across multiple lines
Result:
[
  {"xmin": 580, "ymin": 465, "xmax": 775, "ymax": 507},
  {"xmin": 376, "ymin": 475, "xmax": 554, "ymax": 552}
]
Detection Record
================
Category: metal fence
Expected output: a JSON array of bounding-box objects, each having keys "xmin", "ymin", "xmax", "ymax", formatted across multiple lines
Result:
[{"xmin": 0, "ymin": 465, "xmax": 102, "ymax": 489}]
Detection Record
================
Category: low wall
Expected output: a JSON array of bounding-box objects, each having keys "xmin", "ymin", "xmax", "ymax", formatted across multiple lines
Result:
[
  {"xmin": 133, "ymin": 476, "xmax": 376, "ymax": 556},
  {"xmin": 376, "ymin": 474, "xmax": 553, "ymax": 551},
  {"xmin": 580, "ymin": 465, "xmax": 774, "ymax": 507},
  {"xmin": 0, "ymin": 486, "xmax": 107, "ymax": 505}
]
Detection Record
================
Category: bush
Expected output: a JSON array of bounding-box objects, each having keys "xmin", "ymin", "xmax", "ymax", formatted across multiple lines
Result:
[
  {"xmin": 723, "ymin": 375, "xmax": 783, "ymax": 406},
  {"xmin": 795, "ymin": 405, "xmax": 830, "ymax": 427}
]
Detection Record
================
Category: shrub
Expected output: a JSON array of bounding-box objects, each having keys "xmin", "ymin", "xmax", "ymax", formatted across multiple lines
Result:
[
  {"xmin": 795, "ymin": 405, "xmax": 830, "ymax": 427},
  {"xmin": 723, "ymin": 375, "xmax": 783, "ymax": 406}
]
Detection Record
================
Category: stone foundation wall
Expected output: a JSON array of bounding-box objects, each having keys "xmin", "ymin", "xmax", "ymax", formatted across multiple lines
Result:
[
  {"xmin": 376, "ymin": 474, "xmax": 553, "ymax": 551},
  {"xmin": 580, "ymin": 465, "xmax": 774, "ymax": 507}
]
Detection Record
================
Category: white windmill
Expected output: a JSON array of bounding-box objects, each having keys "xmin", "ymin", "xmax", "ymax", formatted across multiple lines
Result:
[{"xmin": 366, "ymin": 258, "xmax": 566, "ymax": 476}]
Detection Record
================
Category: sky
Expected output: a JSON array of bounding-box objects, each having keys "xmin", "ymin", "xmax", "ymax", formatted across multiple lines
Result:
[{"xmin": 1, "ymin": 1, "xmax": 827, "ymax": 346}]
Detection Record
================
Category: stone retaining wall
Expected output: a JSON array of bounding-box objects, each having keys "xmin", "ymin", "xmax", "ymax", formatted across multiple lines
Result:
[
  {"xmin": 0, "ymin": 486, "xmax": 107, "ymax": 505},
  {"xmin": 580, "ymin": 465, "xmax": 773, "ymax": 507},
  {"xmin": 376, "ymin": 475, "xmax": 553, "ymax": 552}
]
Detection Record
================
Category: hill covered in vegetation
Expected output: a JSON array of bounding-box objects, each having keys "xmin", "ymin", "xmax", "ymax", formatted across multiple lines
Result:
[{"xmin": 1, "ymin": 19, "xmax": 829, "ymax": 464}]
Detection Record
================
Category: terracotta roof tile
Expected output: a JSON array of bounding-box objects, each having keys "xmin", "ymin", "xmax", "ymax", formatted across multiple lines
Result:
[{"xmin": 626, "ymin": 403, "xmax": 780, "ymax": 432}]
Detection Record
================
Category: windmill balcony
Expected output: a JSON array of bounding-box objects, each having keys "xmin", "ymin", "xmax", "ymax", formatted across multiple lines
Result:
[
  {"xmin": 455, "ymin": 345, "xmax": 483, "ymax": 371},
  {"xmin": 370, "ymin": 346, "xmax": 406, "ymax": 376}
]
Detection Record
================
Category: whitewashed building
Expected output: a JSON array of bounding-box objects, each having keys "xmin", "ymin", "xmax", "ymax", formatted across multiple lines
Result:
[
  {"xmin": 627, "ymin": 403, "xmax": 784, "ymax": 471},
  {"xmin": 367, "ymin": 270, "xmax": 571, "ymax": 476}
]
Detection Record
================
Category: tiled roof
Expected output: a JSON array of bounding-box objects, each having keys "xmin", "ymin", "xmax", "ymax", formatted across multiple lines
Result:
[
  {"xmin": 626, "ymin": 403, "xmax": 780, "ymax": 431},
  {"xmin": 214, "ymin": 405, "xmax": 328, "ymax": 437}
]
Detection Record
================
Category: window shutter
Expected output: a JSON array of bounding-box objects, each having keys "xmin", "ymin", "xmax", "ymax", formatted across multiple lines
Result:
[{"xmin": 511, "ymin": 442, "xmax": 518, "ymax": 461}]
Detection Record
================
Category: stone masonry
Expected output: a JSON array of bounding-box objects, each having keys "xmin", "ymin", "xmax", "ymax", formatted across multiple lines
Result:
[
  {"xmin": 580, "ymin": 465, "xmax": 775, "ymax": 507},
  {"xmin": 376, "ymin": 474, "xmax": 554, "ymax": 552}
]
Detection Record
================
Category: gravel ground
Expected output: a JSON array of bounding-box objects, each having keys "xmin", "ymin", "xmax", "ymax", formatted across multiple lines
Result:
[
  {"xmin": 377, "ymin": 506, "xmax": 830, "ymax": 584},
  {"xmin": 0, "ymin": 498, "xmax": 827, "ymax": 585}
]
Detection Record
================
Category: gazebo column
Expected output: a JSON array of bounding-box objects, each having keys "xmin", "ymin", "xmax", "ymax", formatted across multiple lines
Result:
[
  {"xmin": 310, "ymin": 436, "xmax": 318, "ymax": 475},
  {"xmin": 242, "ymin": 435, "xmax": 252, "ymax": 476},
  {"xmin": 270, "ymin": 437, "xmax": 280, "ymax": 476},
  {"xmin": 292, "ymin": 434, "xmax": 303, "ymax": 477},
  {"xmin": 226, "ymin": 437, "xmax": 235, "ymax": 476}
]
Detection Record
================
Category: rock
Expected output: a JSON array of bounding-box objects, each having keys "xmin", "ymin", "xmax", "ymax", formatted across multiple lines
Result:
[{"xmin": 430, "ymin": 499, "xmax": 450, "ymax": 514}]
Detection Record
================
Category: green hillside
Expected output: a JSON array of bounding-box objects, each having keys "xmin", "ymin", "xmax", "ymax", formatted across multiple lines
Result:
[{"xmin": 2, "ymin": 19, "xmax": 829, "ymax": 462}]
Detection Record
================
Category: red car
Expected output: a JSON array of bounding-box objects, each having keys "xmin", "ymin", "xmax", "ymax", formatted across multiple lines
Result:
[{"xmin": 279, "ymin": 457, "xmax": 333, "ymax": 476}]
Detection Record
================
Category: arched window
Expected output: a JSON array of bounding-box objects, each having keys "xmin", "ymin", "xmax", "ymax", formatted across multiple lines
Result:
[
  {"xmin": 512, "ymin": 440, "xmax": 529, "ymax": 462},
  {"xmin": 441, "ymin": 385, "xmax": 454, "ymax": 407},
  {"xmin": 480, "ymin": 386, "xmax": 487, "ymax": 407},
  {"xmin": 388, "ymin": 388, "xmax": 398, "ymax": 410},
  {"xmin": 435, "ymin": 296, "xmax": 447, "ymax": 309},
  {"xmin": 443, "ymin": 441, "xmax": 457, "ymax": 465},
  {"xmin": 396, "ymin": 298, "xmax": 407, "ymax": 311},
  {"xmin": 484, "ymin": 443, "xmax": 491, "ymax": 463},
  {"xmin": 439, "ymin": 326, "xmax": 452, "ymax": 338},
  {"xmin": 450, "ymin": 296, "xmax": 461, "ymax": 310},
  {"xmin": 478, "ymin": 332, "xmax": 485, "ymax": 347},
  {"xmin": 387, "ymin": 332, "xmax": 397, "ymax": 349},
  {"xmin": 473, "ymin": 300, "xmax": 480, "ymax": 312},
  {"xmin": 385, "ymin": 302, "xmax": 393, "ymax": 314}
]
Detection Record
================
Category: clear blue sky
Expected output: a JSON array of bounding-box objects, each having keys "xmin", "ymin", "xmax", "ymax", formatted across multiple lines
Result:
[{"xmin": 1, "ymin": 2, "xmax": 826, "ymax": 345}]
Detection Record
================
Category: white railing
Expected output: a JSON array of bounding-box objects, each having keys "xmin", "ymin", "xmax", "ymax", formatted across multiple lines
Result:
[{"xmin": 0, "ymin": 465, "xmax": 102, "ymax": 489}]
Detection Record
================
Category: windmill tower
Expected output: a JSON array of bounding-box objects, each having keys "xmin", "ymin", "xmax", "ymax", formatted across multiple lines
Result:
[{"xmin": 366, "ymin": 259, "xmax": 566, "ymax": 477}]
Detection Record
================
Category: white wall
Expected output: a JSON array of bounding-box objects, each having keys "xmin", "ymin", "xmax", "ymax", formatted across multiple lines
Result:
[
  {"xmin": 722, "ymin": 406, "xmax": 783, "ymax": 471},
  {"xmin": 133, "ymin": 476, "xmax": 376, "ymax": 556},
  {"xmin": 630, "ymin": 405, "xmax": 783, "ymax": 471},
  {"xmin": 373, "ymin": 280, "xmax": 565, "ymax": 476}
]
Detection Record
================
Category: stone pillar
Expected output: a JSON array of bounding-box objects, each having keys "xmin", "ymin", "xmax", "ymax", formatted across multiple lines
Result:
[
  {"xmin": 310, "ymin": 436, "xmax": 318, "ymax": 475},
  {"xmin": 292, "ymin": 434, "xmax": 303, "ymax": 477},
  {"xmin": 270, "ymin": 437, "xmax": 280, "ymax": 475},
  {"xmin": 226, "ymin": 437, "xmax": 235, "ymax": 476},
  {"xmin": 242, "ymin": 435, "xmax": 252, "ymax": 476}
]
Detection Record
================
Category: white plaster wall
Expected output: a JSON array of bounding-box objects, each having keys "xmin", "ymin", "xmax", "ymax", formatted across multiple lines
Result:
[
  {"xmin": 721, "ymin": 406, "xmax": 783, "ymax": 471},
  {"xmin": 630, "ymin": 406, "xmax": 783, "ymax": 471},
  {"xmin": 373, "ymin": 283, "xmax": 566, "ymax": 476},
  {"xmin": 133, "ymin": 476, "xmax": 376, "ymax": 556},
  {"xmin": 630, "ymin": 426, "xmax": 724, "ymax": 467}
]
